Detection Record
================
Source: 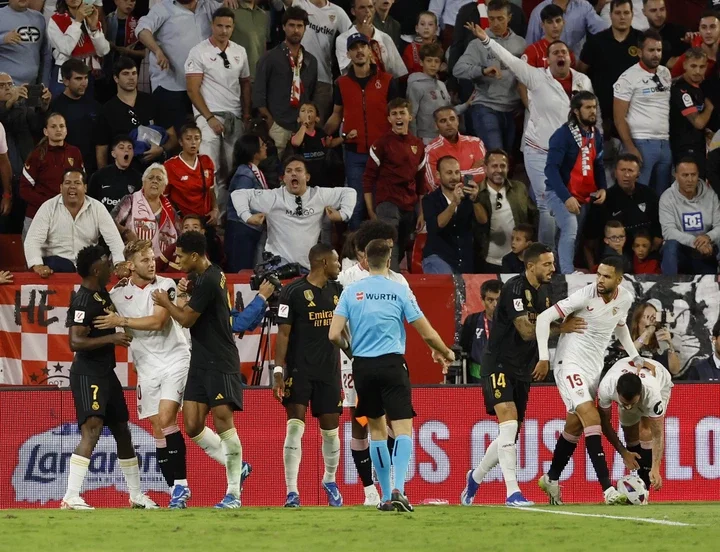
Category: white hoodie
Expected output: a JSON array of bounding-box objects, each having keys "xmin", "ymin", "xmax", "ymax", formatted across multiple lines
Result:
[{"xmin": 658, "ymin": 180, "xmax": 720, "ymax": 247}]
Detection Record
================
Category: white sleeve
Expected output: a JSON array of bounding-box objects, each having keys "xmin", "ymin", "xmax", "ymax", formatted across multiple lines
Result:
[
  {"xmin": 88, "ymin": 27, "xmax": 110, "ymax": 56},
  {"xmin": 336, "ymin": 32, "xmax": 350, "ymax": 74},
  {"xmin": 553, "ymin": 284, "xmax": 594, "ymax": 318},
  {"xmin": 486, "ymin": 39, "xmax": 541, "ymax": 89},
  {"xmin": 98, "ymin": 204, "xmax": 126, "ymax": 264},
  {"xmin": 613, "ymin": 71, "xmax": 634, "ymax": 102},
  {"xmin": 597, "ymin": 375, "xmax": 615, "ymax": 410},
  {"xmin": 23, "ymin": 203, "xmax": 51, "ymax": 268},
  {"xmin": 614, "ymin": 322, "xmax": 643, "ymax": 365},
  {"xmin": 47, "ymin": 19, "xmax": 84, "ymax": 58},
  {"xmin": 536, "ymin": 305, "xmax": 563, "ymax": 361},
  {"xmin": 0, "ymin": 123, "xmax": 7, "ymax": 155},
  {"xmin": 231, "ymin": 188, "xmax": 278, "ymax": 223},
  {"xmin": 185, "ymin": 44, "xmax": 205, "ymax": 75},
  {"xmin": 384, "ymin": 36, "xmax": 408, "ymax": 78},
  {"xmin": 319, "ymin": 187, "xmax": 357, "ymax": 222},
  {"xmin": 239, "ymin": 49, "xmax": 251, "ymax": 79}
]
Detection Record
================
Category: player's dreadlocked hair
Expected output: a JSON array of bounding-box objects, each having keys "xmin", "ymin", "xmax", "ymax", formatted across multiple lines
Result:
[
  {"xmin": 616, "ymin": 372, "xmax": 642, "ymax": 402},
  {"xmin": 76, "ymin": 245, "xmax": 107, "ymax": 278},
  {"xmin": 355, "ymin": 220, "xmax": 398, "ymax": 253},
  {"xmin": 176, "ymin": 230, "xmax": 207, "ymax": 257}
]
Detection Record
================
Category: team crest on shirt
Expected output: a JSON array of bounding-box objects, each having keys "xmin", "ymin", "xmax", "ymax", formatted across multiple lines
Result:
[
  {"xmin": 333, "ymin": 295, "xmax": 339, "ymax": 306},
  {"xmin": 638, "ymin": 203, "xmax": 646, "ymax": 212},
  {"xmin": 204, "ymin": 170, "xmax": 210, "ymax": 179},
  {"xmin": 628, "ymin": 46, "xmax": 639, "ymax": 57},
  {"xmin": 525, "ymin": 290, "xmax": 533, "ymax": 308},
  {"xmin": 411, "ymin": 145, "xmax": 418, "ymax": 154},
  {"xmin": 304, "ymin": 289, "xmax": 316, "ymax": 307},
  {"xmin": 612, "ymin": 307, "xmax": 618, "ymax": 315},
  {"xmin": 329, "ymin": 14, "xmax": 336, "ymax": 22},
  {"xmin": 68, "ymin": 158, "xmax": 74, "ymax": 166},
  {"xmin": 234, "ymin": 56, "xmax": 241, "ymax": 63},
  {"xmin": 545, "ymin": 297, "xmax": 550, "ymax": 308}
]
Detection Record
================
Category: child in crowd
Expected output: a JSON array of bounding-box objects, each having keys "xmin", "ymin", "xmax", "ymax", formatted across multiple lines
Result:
[
  {"xmin": 403, "ymin": 11, "xmax": 442, "ymax": 75},
  {"xmin": 602, "ymin": 220, "xmax": 633, "ymax": 272},
  {"xmin": 632, "ymin": 228, "xmax": 662, "ymax": 274},
  {"xmin": 501, "ymin": 223, "xmax": 534, "ymax": 273}
]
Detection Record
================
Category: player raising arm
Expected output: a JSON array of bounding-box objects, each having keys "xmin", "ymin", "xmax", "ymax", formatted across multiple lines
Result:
[{"xmin": 597, "ymin": 357, "xmax": 672, "ymax": 492}]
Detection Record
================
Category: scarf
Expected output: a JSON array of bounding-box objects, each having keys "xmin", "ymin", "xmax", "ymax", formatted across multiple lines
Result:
[
  {"xmin": 477, "ymin": 0, "xmax": 489, "ymax": 29},
  {"xmin": 250, "ymin": 163, "xmax": 268, "ymax": 189},
  {"xmin": 288, "ymin": 46, "xmax": 304, "ymax": 108},
  {"xmin": 369, "ymin": 39, "xmax": 387, "ymax": 73},
  {"xmin": 124, "ymin": 15, "xmax": 139, "ymax": 46},
  {"xmin": 568, "ymin": 121, "xmax": 597, "ymax": 202},
  {"xmin": 130, "ymin": 189, "xmax": 178, "ymax": 266}
]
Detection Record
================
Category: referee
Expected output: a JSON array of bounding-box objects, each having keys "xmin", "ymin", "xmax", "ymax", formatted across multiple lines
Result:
[{"xmin": 329, "ymin": 239, "xmax": 454, "ymax": 513}]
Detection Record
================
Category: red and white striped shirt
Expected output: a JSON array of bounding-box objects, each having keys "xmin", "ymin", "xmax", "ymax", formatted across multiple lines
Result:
[{"xmin": 424, "ymin": 134, "xmax": 486, "ymax": 191}]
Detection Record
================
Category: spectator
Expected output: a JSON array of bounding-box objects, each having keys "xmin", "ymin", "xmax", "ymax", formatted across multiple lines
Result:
[
  {"xmin": 601, "ymin": 220, "xmax": 632, "ymax": 272},
  {"xmin": 599, "ymin": 0, "xmax": 648, "ymax": 31},
  {"xmin": 363, "ymin": 97, "xmax": 425, "ymax": 271},
  {"xmin": 104, "ymin": 0, "xmax": 145, "ymax": 79},
  {"xmin": 50, "ymin": 59, "xmax": 101, "ymax": 176},
  {"xmin": 614, "ymin": 29, "xmax": 672, "ymax": 195},
  {"xmin": 671, "ymin": 11, "xmax": 719, "ymax": 79},
  {"xmin": 631, "ymin": 227, "xmax": 661, "ymax": 274},
  {"xmin": 522, "ymin": 4, "xmax": 575, "ymax": 70},
  {"xmin": 526, "ymin": 0, "xmax": 607, "ymax": 57},
  {"xmin": 324, "ymin": 32, "xmax": 397, "ymax": 228},
  {"xmin": 164, "ymin": 123, "xmax": 218, "ymax": 225},
  {"xmin": 0, "ymin": 0, "xmax": 52, "ymax": 87},
  {"xmin": 177, "ymin": 211, "xmax": 224, "ymax": 266},
  {"xmin": 226, "ymin": 134, "xmax": 268, "ymax": 271},
  {"xmin": 707, "ymin": 129, "xmax": 720, "ymax": 198},
  {"xmin": 408, "ymin": 43, "xmax": 468, "ymax": 144},
  {"xmin": 453, "ymin": 0, "xmax": 524, "ymax": 152},
  {"xmin": 464, "ymin": 24, "xmax": 595, "ymax": 253},
  {"xmin": 421, "ymin": 155, "xmax": 483, "ymax": 274},
  {"xmin": 475, "ymin": 148, "xmax": 536, "ymax": 273},
  {"xmin": 545, "ymin": 91, "xmax": 607, "ymax": 274},
  {"xmin": 642, "ymin": 0, "xmax": 688, "ymax": 69},
  {"xmin": 111, "ymin": 163, "xmax": 181, "ymax": 270},
  {"xmin": 402, "ymin": 10, "xmax": 440, "ymax": 75},
  {"xmin": 229, "ymin": 0, "xmax": 268, "ymax": 82},
  {"xmin": 254, "ymin": 6, "xmax": 318, "ymax": 158},
  {"xmin": 389, "ymin": 0, "xmax": 430, "ymax": 40},
  {"xmin": 429, "ymin": 0, "xmax": 474, "ymax": 47},
  {"xmin": 501, "ymin": 222, "xmax": 533, "ymax": 273},
  {"xmin": 685, "ymin": 320, "xmax": 720, "ymax": 381},
  {"xmin": 579, "ymin": 0, "xmax": 641, "ymax": 132},
  {"xmin": 372, "ymin": 0, "xmax": 401, "ymax": 51},
  {"xmin": 289, "ymin": 102, "xmax": 344, "ymax": 188},
  {"xmin": 24, "ymin": 168, "xmax": 125, "ymax": 275},
  {"xmin": 628, "ymin": 301, "xmax": 681, "ymax": 376},
  {"xmin": 185, "ymin": 7, "xmax": 252, "ymax": 221},
  {"xmin": 336, "ymin": 0, "xmax": 407, "ymax": 78},
  {"xmin": 659, "ymin": 158, "xmax": 720, "ymax": 275},
  {"xmin": 670, "ymin": 49, "xmax": 713, "ymax": 178},
  {"xmin": 136, "ymin": 0, "xmax": 220, "ymax": 134},
  {"xmin": 458, "ymin": 278, "xmax": 502, "ymax": 383},
  {"xmin": 88, "ymin": 134, "xmax": 141, "ymax": 212},
  {"xmin": 19, "ymin": 112, "xmax": 83, "ymax": 236},
  {"xmin": 47, "ymin": 0, "xmax": 110, "ymax": 98},
  {"xmin": 0, "ymin": 122, "xmax": 11, "ymax": 221},
  {"xmin": 94, "ymin": 57, "xmax": 177, "ymax": 170},
  {"xmin": 424, "ymin": 105, "xmax": 485, "ymax": 191},
  {"xmin": 231, "ymin": 155, "xmax": 356, "ymax": 270},
  {"xmin": 283, "ymin": 0, "xmax": 352, "ymax": 123}
]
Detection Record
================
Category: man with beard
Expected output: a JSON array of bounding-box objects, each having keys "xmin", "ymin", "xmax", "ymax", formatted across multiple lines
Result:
[
  {"xmin": 424, "ymin": 106, "xmax": 486, "ymax": 191},
  {"xmin": 544, "ymin": 91, "xmax": 607, "ymax": 274},
  {"xmin": 614, "ymin": 29, "xmax": 672, "ymax": 195},
  {"xmin": 421, "ymin": 155, "xmax": 482, "ymax": 274},
  {"xmin": 641, "ymin": 0, "xmax": 687, "ymax": 69},
  {"xmin": 671, "ymin": 10, "xmax": 720, "ymax": 79}
]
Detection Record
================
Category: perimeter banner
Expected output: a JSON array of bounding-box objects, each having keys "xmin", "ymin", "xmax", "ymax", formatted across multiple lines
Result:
[{"xmin": 1, "ymin": 386, "xmax": 718, "ymax": 508}]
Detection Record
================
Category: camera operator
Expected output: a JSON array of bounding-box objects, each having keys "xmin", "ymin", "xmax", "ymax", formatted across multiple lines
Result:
[
  {"xmin": 628, "ymin": 301, "xmax": 681, "ymax": 377},
  {"xmin": 458, "ymin": 280, "xmax": 502, "ymax": 383},
  {"xmin": 271, "ymin": 243, "xmax": 344, "ymax": 508},
  {"xmin": 229, "ymin": 279, "xmax": 276, "ymax": 334}
]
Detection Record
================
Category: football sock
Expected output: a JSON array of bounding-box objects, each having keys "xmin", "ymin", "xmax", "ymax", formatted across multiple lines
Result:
[
  {"xmin": 192, "ymin": 427, "xmax": 225, "ymax": 465},
  {"xmin": 548, "ymin": 431, "xmax": 580, "ymax": 481},
  {"xmin": 63, "ymin": 454, "xmax": 90, "ymax": 500},
  {"xmin": 350, "ymin": 438, "xmax": 374, "ymax": 487},
  {"xmin": 370, "ymin": 438, "xmax": 392, "ymax": 502},
  {"xmin": 472, "ymin": 437, "xmax": 499, "ymax": 484},
  {"xmin": 497, "ymin": 420, "xmax": 521, "ymax": 497},
  {"xmin": 391, "ymin": 435, "xmax": 412, "ymax": 494},
  {"xmin": 119, "ymin": 456, "xmax": 143, "ymax": 502},
  {"xmin": 639, "ymin": 441, "xmax": 653, "ymax": 489},
  {"xmin": 219, "ymin": 428, "xmax": 243, "ymax": 497},
  {"xmin": 284, "ymin": 419, "xmax": 305, "ymax": 494},
  {"xmin": 387, "ymin": 436, "xmax": 396, "ymax": 465},
  {"xmin": 584, "ymin": 425, "xmax": 611, "ymax": 491},
  {"xmin": 321, "ymin": 428, "xmax": 341, "ymax": 484},
  {"xmin": 163, "ymin": 426, "xmax": 187, "ymax": 483},
  {"xmin": 155, "ymin": 438, "xmax": 173, "ymax": 487}
]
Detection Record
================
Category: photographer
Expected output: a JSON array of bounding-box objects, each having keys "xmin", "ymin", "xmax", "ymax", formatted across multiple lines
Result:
[
  {"xmin": 230, "ymin": 279, "xmax": 276, "ymax": 334},
  {"xmin": 629, "ymin": 302, "xmax": 681, "ymax": 377}
]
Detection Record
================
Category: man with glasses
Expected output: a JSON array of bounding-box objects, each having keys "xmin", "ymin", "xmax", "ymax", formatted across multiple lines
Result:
[
  {"xmin": 614, "ymin": 29, "xmax": 672, "ymax": 195},
  {"xmin": 186, "ymin": 7, "xmax": 251, "ymax": 221}
]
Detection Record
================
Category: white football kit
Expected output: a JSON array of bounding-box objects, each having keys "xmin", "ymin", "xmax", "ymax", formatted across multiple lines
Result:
[
  {"xmin": 552, "ymin": 284, "xmax": 634, "ymax": 413},
  {"xmin": 337, "ymin": 264, "xmax": 409, "ymax": 407},
  {"xmin": 110, "ymin": 276, "xmax": 191, "ymax": 419},
  {"xmin": 598, "ymin": 357, "xmax": 673, "ymax": 427}
]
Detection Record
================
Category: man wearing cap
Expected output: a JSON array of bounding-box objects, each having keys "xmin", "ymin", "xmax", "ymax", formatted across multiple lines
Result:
[{"xmin": 325, "ymin": 32, "xmax": 399, "ymax": 228}]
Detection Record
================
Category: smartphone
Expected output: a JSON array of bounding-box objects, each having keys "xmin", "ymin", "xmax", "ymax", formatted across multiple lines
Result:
[
  {"xmin": 25, "ymin": 84, "xmax": 44, "ymax": 108},
  {"xmin": 462, "ymin": 174, "xmax": 474, "ymax": 198}
]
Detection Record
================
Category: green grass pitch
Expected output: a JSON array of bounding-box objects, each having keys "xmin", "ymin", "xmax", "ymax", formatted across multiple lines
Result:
[{"xmin": 2, "ymin": 504, "xmax": 720, "ymax": 552}]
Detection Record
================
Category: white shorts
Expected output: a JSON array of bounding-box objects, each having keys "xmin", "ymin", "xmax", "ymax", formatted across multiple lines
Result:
[
  {"xmin": 555, "ymin": 363, "xmax": 602, "ymax": 414},
  {"xmin": 136, "ymin": 365, "xmax": 189, "ymax": 419},
  {"xmin": 341, "ymin": 351, "xmax": 355, "ymax": 408},
  {"xmin": 618, "ymin": 386, "xmax": 672, "ymax": 427}
]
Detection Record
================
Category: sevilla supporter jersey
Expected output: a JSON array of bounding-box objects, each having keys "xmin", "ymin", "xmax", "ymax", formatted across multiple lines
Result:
[
  {"xmin": 164, "ymin": 154, "xmax": 215, "ymax": 217},
  {"xmin": 522, "ymin": 38, "xmax": 575, "ymax": 69}
]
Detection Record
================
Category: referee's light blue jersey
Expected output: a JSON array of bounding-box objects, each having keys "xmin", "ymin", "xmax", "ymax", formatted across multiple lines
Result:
[{"xmin": 334, "ymin": 275, "xmax": 424, "ymax": 358}]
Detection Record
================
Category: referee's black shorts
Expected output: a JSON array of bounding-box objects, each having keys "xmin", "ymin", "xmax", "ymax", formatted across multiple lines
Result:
[
  {"xmin": 70, "ymin": 370, "xmax": 129, "ymax": 428},
  {"xmin": 352, "ymin": 353, "xmax": 416, "ymax": 420}
]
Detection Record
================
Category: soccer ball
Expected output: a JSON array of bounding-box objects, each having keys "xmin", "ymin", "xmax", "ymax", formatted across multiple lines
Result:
[{"xmin": 617, "ymin": 475, "xmax": 650, "ymax": 505}]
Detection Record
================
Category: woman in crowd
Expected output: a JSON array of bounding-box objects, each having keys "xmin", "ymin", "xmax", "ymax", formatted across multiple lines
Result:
[{"xmin": 629, "ymin": 301, "xmax": 681, "ymax": 376}]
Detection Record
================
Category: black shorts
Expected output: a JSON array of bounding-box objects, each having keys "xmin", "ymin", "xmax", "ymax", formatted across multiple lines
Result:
[
  {"xmin": 353, "ymin": 354, "xmax": 416, "ymax": 421},
  {"xmin": 184, "ymin": 365, "xmax": 243, "ymax": 411},
  {"xmin": 282, "ymin": 368, "xmax": 342, "ymax": 417},
  {"xmin": 70, "ymin": 371, "xmax": 129, "ymax": 428},
  {"xmin": 481, "ymin": 367, "xmax": 531, "ymax": 424}
]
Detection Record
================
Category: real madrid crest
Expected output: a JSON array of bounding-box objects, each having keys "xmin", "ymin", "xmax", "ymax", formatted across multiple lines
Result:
[
  {"xmin": 333, "ymin": 295, "xmax": 339, "ymax": 306},
  {"xmin": 92, "ymin": 401, "xmax": 99, "ymax": 411},
  {"xmin": 304, "ymin": 289, "xmax": 316, "ymax": 306},
  {"xmin": 525, "ymin": 289, "xmax": 533, "ymax": 308}
]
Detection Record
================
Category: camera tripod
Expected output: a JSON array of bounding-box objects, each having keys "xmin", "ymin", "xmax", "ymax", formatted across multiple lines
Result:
[{"xmin": 250, "ymin": 306, "xmax": 277, "ymax": 386}]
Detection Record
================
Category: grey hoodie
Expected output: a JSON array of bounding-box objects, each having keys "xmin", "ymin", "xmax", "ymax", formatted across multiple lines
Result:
[
  {"xmin": 658, "ymin": 180, "xmax": 720, "ymax": 247},
  {"xmin": 407, "ymin": 72, "xmax": 468, "ymax": 140}
]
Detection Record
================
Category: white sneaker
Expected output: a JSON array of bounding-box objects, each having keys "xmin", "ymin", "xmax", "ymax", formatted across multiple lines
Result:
[
  {"xmin": 130, "ymin": 494, "xmax": 159, "ymax": 509},
  {"xmin": 538, "ymin": 474, "xmax": 563, "ymax": 505},
  {"xmin": 363, "ymin": 485, "xmax": 381, "ymax": 506},
  {"xmin": 60, "ymin": 496, "xmax": 94, "ymax": 510},
  {"xmin": 604, "ymin": 486, "xmax": 628, "ymax": 505}
]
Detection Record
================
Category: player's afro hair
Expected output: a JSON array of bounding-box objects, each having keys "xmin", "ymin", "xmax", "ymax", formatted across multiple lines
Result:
[
  {"xmin": 355, "ymin": 220, "xmax": 398, "ymax": 252},
  {"xmin": 176, "ymin": 230, "xmax": 207, "ymax": 257},
  {"xmin": 76, "ymin": 245, "xmax": 107, "ymax": 278},
  {"xmin": 616, "ymin": 372, "xmax": 642, "ymax": 402}
]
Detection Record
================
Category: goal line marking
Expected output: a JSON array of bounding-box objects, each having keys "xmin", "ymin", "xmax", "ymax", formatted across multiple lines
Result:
[{"xmin": 511, "ymin": 506, "xmax": 693, "ymax": 526}]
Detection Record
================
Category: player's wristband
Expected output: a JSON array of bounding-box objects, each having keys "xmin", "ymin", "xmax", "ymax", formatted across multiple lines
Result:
[{"xmin": 273, "ymin": 366, "xmax": 284, "ymax": 376}]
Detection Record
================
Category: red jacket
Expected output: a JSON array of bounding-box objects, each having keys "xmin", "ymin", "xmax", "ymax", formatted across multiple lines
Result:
[
  {"xmin": 337, "ymin": 66, "xmax": 392, "ymax": 154},
  {"xmin": 20, "ymin": 143, "xmax": 84, "ymax": 217},
  {"xmin": 363, "ymin": 131, "xmax": 426, "ymax": 212}
]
